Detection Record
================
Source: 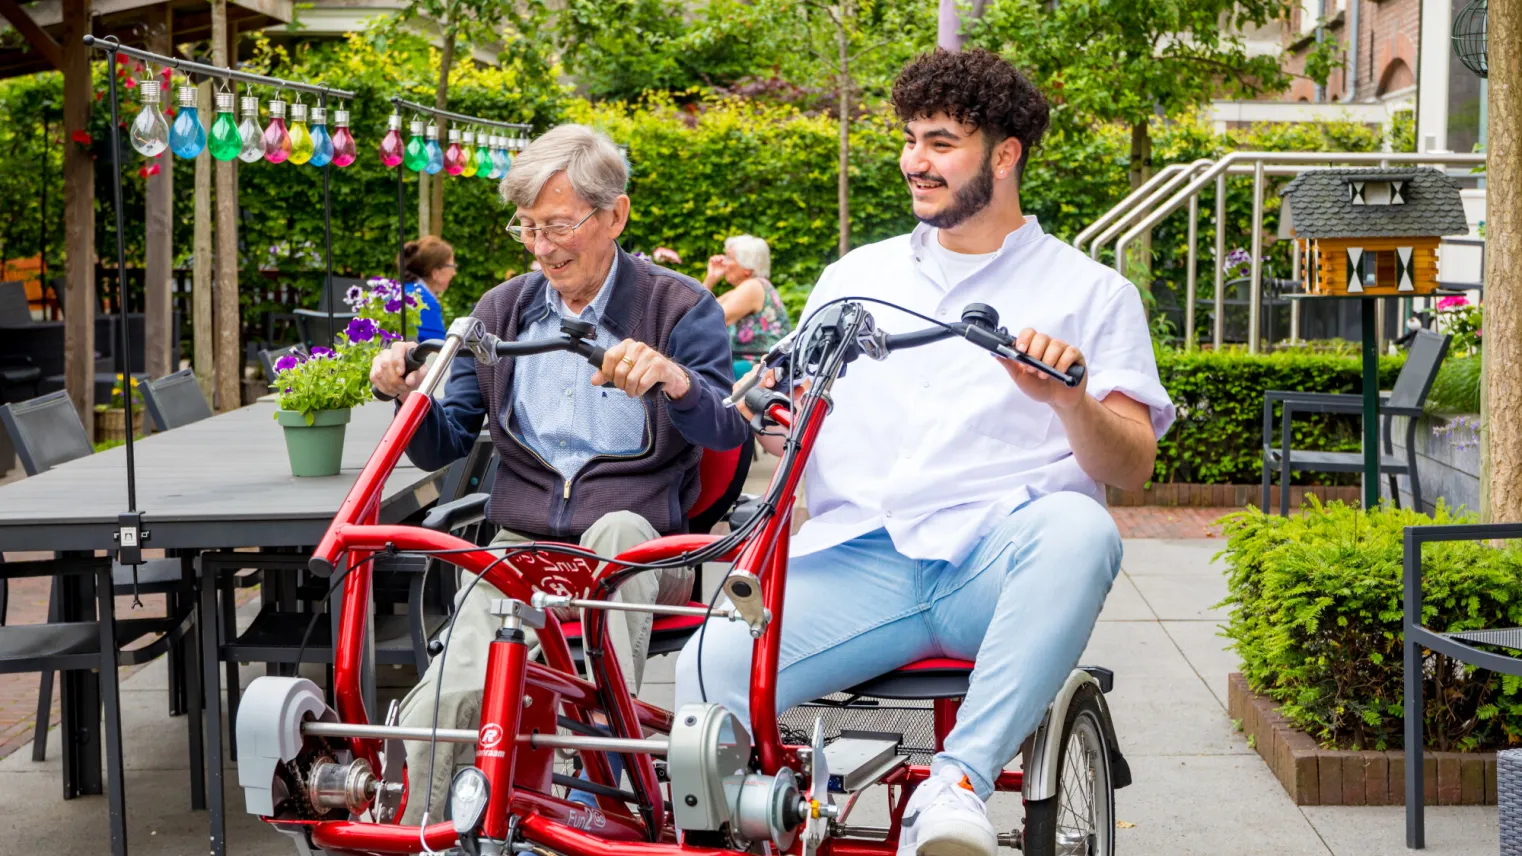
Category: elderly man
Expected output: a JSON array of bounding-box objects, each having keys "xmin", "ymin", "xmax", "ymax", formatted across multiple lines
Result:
[{"xmin": 371, "ymin": 124, "xmax": 748, "ymax": 823}]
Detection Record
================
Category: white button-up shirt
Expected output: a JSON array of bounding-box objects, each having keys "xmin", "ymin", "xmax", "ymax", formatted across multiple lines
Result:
[{"xmin": 792, "ymin": 217, "xmax": 1176, "ymax": 565}]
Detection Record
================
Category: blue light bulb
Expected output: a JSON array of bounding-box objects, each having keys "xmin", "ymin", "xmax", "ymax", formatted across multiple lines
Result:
[
  {"xmin": 423, "ymin": 123, "xmax": 444, "ymax": 175},
  {"xmin": 308, "ymin": 105, "xmax": 334, "ymax": 167},
  {"xmin": 169, "ymin": 84, "xmax": 206, "ymax": 159}
]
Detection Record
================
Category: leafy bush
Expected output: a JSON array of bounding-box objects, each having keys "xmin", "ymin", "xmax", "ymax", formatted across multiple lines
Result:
[
  {"xmin": 1427, "ymin": 356, "xmax": 1481, "ymax": 416},
  {"xmin": 1153, "ymin": 346, "xmax": 1404, "ymax": 484},
  {"xmin": 1219, "ymin": 500, "xmax": 1522, "ymax": 751}
]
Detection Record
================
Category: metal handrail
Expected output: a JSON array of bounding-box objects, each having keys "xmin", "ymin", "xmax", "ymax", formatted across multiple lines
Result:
[
  {"xmin": 1089, "ymin": 159, "xmax": 1214, "ymax": 260},
  {"xmin": 1112, "ymin": 151, "xmax": 1487, "ymax": 352},
  {"xmin": 1073, "ymin": 162, "xmax": 1190, "ymax": 253}
]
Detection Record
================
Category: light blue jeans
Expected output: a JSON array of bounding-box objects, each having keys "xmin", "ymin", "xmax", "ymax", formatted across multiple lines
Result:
[{"xmin": 673, "ymin": 492, "xmax": 1122, "ymax": 798}]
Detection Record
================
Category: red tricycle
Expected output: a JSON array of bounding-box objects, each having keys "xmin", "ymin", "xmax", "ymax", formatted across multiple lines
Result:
[{"xmin": 234, "ymin": 301, "xmax": 1130, "ymax": 856}]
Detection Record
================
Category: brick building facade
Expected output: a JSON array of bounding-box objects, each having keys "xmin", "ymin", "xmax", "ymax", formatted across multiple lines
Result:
[{"xmin": 1281, "ymin": 0, "xmax": 1420, "ymax": 104}]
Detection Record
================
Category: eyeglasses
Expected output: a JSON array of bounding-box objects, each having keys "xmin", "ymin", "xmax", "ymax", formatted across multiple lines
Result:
[
  {"xmin": 506, "ymin": 209, "xmax": 597, "ymax": 246},
  {"xmin": 441, "ymin": 262, "xmax": 457, "ymax": 269}
]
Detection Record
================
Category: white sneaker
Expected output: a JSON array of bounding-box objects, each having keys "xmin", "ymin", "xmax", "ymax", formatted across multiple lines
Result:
[{"xmin": 896, "ymin": 765, "xmax": 997, "ymax": 856}]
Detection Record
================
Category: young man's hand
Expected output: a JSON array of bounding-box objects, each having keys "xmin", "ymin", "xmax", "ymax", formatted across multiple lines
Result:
[{"xmin": 998, "ymin": 328, "xmax": 1088, "ymax": 412}]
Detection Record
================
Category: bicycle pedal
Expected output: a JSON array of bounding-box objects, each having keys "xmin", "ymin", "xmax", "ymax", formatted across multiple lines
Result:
[{"xmin": 821, "ymin": 731, "xmax": 903, "ymax": 793}]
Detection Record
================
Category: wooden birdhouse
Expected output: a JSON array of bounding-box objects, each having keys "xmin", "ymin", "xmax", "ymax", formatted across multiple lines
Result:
[{"xmin": 1279, "ymin": 167, "xmax": 1469, "ymax": 296}]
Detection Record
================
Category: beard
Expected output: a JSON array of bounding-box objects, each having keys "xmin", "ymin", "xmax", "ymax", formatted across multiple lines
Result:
[{"xmin": 908, "ymin": 151, "xmax": 996, "ymax": 230}]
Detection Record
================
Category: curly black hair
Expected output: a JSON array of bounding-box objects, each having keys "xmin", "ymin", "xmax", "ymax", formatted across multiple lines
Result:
[{"xmin": 891, "ymin": 48, "xmax": 1050, "ymax": 180}]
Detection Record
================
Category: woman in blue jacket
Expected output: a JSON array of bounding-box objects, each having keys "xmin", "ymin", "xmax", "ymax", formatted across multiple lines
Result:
[{"xmin": 400, "ymin": 235, "xmax": 455, "ymax": 342}]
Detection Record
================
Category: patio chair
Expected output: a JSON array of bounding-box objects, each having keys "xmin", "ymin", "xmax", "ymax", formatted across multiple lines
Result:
[
  {"xmin": 293, "ymin": 276, "xmax": 363, "ymax": 349},
  {"xmin": 1260, "ymin": 329, "xmax": 1451, "ymax": 516},
  {"xmin": 142, "ymin": 368, "xmax": 213, "ymax": 432},
  {"xmin": 0, "ymin": 390, "xmax": 197, "ymax": 760}
]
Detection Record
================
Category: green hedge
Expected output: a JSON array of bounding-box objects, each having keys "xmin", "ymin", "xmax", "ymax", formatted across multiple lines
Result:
[
  {"xmin": 1154, "ymin": 347, "xmax": 1404, "ymax": 485},
  {"xmin": 1219, "ymin": 501, "xmax": 1522, "ymax": 751}
]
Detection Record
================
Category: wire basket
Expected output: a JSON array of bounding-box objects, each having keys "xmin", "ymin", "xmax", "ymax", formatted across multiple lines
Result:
[{"xmin": 1452, "ymin": 0, "xmax": 1488, "ymax": 78}]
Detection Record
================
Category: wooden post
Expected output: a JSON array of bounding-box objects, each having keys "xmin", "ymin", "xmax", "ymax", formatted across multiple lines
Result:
[
  {"xmin": 61, "ymin": 0, "xmax": 93, "ymax": 426},
  {"xmin": 212, "ymin": 3, "xmax": 240, "ymax": 411},
  {"xmin": 193, "ymin": 81, "xmax": 214, "ymax": 401},
  {"xmin": 1485, "ymin": 0, "xmax": 1521, "ymax": 522},
  {"xmin": 143, "ymin": 11, "xmax": 174, "ymax": 380}
]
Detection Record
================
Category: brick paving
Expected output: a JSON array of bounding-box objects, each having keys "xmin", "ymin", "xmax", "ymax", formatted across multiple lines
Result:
[{"xmin": 1109, "ymin": 505, "xmax": 1244, "ymax": 539}]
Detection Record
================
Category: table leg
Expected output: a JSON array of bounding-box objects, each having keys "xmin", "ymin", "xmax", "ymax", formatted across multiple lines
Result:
[
  {"xmin": 96, "ymin": 559, "xmax": 128, "ymax": 856},
  {"xmin": 1362, "ymin": 300, "xmax": 1380, "ymax": 510},
  {"xmin": 198, "ymin": 556, "xmax": 226, "ymax": 856},
  {"xmin": 59, "ymin": 556, "xmax": 103, "ymax": 799}
]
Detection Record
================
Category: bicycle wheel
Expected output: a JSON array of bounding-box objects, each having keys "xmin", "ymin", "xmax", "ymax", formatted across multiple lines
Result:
[{"xmin": 1021, "ymin": 683, "xmax": 1114, "ymax": 856}]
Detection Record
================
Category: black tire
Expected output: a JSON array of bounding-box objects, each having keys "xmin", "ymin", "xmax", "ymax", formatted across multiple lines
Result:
[{"xmin": 1021, "ymin": 683, "xmax": 1115, "ymax": 856}]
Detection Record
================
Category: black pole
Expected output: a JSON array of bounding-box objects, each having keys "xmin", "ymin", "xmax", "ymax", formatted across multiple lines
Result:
[
  {"xmin": 396, "ymin": 163, "xmax": 407, "ymax": 342},
  {"xmin": 324, "ymin": 156, "xmax": 334, "ymax": 346},
  {"xmin": 104, "ymin": 47, "xmax": 137, "ymax": 512},
  {"xmin": 39, "ymin": 116, "xmax": 48, "ymax": 304}
]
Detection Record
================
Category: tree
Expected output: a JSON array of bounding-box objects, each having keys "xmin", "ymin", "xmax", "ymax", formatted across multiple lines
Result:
[{"xmin": 1485, "ymin": 0, "xmax": 1521, "ymax": 523}]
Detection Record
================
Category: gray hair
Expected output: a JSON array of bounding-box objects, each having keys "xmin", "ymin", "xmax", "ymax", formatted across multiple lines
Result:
[
  {"xmin": 724, "ymin": 234, "xmax": 771, "ymax": 280},
  {"xmin": 499, "ymin": 124, "xmax": 628, "ymax": 210}
]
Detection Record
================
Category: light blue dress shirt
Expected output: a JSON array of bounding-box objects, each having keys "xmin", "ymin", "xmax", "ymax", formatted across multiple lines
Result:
[{"xmin": 508, "ymin": 255, "xmax": 648, "ymax": 480}]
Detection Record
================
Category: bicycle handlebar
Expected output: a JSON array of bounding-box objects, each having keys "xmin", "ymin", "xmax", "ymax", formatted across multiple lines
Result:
[{"xmin": 371, "ymin": 318, "xmax": 610, "ymax": 402}]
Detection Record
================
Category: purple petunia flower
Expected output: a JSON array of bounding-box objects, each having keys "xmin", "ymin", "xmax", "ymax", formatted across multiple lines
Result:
[
  {"xmin": 345, "ymin": 285, "xmax": 365, "ymax": 307},
  {"xmin": 346, "ymin": 317, "xmax": 379, "ymax": 343},
  {"xmin": 405, "ymin": 295, "xmax": 419, "ymax": 307},
  {"xmin": 384, "ymin": 298, "xmax": 402, "ymax": 313},
  {"xmin": 380, "ymin": 330, "xmax": 400, "ymax": 341},
  {"xmin": 311, "ymin": 346, "xmax": 336, "ymax": 358},
  {"xmin": 274, "ymin": 354, "xmax": 302, "ymax": 372}
]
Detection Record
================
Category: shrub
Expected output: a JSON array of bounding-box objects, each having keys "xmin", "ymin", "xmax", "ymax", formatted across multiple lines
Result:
[
  {"xmin": 1219, "ymin": 500, "xmax": 1522, "ymax": 751},
  {"xmin": 1154, "ymin": 346, "xmax": 1404, "ymax": 484},
  {"xmin": 1427, "ymin": 356, "xmax": 1481, "ymax": 416}
]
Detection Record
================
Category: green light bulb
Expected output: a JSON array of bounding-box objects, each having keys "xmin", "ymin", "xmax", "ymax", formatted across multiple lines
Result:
[
  {"xmin": 287, "ymin": 102, "xmax": 315, "ymax": 165},
  {"xmin": 208, "ymin": 92, "xmax": 243, "ymax": 161},
  {"xmin": 403, "ymin": 119, "xmax": 429, "ymax": 172}
]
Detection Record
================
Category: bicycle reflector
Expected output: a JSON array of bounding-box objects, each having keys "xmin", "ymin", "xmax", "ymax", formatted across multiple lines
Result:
[{"xmin": 450, "ymin": 767, "xmax": 490, "ymax": 835}]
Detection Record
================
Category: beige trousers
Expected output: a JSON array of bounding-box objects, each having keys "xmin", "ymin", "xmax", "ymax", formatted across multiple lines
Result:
[{"xmin": 397, "ymin": 510, "xmax": 693, "ymax": 824}]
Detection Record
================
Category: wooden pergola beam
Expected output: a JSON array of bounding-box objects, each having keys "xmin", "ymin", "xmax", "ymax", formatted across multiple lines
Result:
[{"xmin": 0, "ymin": 0, "xmax": 62, "ymax": 69}]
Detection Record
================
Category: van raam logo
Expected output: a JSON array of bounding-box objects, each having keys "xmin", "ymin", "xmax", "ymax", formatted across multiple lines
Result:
[{"xmin": 479, "ymin": 723, "xmax": 504, "ymax": 748}]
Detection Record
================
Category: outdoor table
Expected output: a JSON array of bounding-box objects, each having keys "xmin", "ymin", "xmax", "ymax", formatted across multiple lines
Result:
[{"xmin": 0, "ymin": 399, "xmax": 444, "ymax": 855}]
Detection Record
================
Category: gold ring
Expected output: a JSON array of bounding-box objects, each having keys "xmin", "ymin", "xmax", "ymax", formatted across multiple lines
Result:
[{"xmin": 621, "ymin": 356, "xmax": 636, "ymax": 366}]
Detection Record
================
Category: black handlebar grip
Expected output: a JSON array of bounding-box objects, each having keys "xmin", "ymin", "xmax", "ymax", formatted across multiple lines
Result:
[
  {"xmin": 373, "ymin": 346, "xmax": 428, "ymax": 402},
  {"xmin": 585, "ymin": 345, "xmax": 607, "ymax": 368},
  {"xmin": 1065, "ymin": 363, "xmax": 1086, "ymax": 388}
]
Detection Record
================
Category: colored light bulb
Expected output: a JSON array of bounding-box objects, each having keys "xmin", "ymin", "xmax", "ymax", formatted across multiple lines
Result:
[
  {"xmin": 129, "ymin": 79, "xmax": 170, "ymax": 157},
  {"xmin": 307, "ymin": 105, "xmax": 334, "ymax": 167},
  {"xmin": 330, "ymin": 108, "xmax": 356, "ymax": 167},
  {"xmin": 379, "ymin": 113, "xmax": 405, "ymax": 167},
  {"xmin": 423, "ymin": 123, "xmax": 444, "ymax": 175},
  {"xmin": 459, "ymin": 130, "xmax": 478, "ymax": 178},
  {"xmin": 169, "ymin": 84, "xmax": 206, "ymax": 158},
  {"xmin": 208, "ymin": 92, "xmax": 242, "ymax": 161},
  {"xmin": 402, "ymin": 119, "xmax": 428, "ymax": 172},
  {"xmin": 443, "ymin": 127, "xmax": 466, "ymax": 176},
  {"xmin": 262, "ymin": 98, "xmax": 292, "ymax": 164},
  {"xmin": 287, "ymin": 101, "xmax": 314, "ymax": 165},
  {"xmin": 237, "ymin": 96, "xmax": 266, "ymax": 163},
  {"xmin": 475, "ymin": 136, "xmax": 496, "ymax": 179},
  {"xmin": 494, "ymin": 142, "xmax": 512, "ymax": 177}
]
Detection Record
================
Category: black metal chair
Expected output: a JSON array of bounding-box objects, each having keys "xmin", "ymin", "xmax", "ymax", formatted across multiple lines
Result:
[
  {"xmin": 1260, "ymin": 329, "xmax": 1451, "ymax": 516},
  {"xmin": 142, "ymin": 368, "xmax": 213, "ymax": 432},
  {"xmin": 0, "ymin": 390, "xmax": 197, "ymax": 758},
  {"xmin": 293, "ymin": 276, "xmax": 364, "ymax": 350},
  {"xmin": 1402, "ymin": 522, "xmax": 1522, "ymax": 849}
]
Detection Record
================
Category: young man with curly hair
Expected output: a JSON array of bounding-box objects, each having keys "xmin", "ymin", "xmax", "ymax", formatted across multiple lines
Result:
[{"xmin": 676, "ymin": 50, "xmax": 1175, "ymax": 856}]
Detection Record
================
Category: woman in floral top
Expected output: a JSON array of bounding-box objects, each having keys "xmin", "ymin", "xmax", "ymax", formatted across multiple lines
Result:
[{"xmin": 702, "ymin": 235, "xmax": 793, "ymax": 379}]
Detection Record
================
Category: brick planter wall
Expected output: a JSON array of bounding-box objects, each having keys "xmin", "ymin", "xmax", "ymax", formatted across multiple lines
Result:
[
  {"xmin": 1228, "ymin": 673, "xmax": 1496, "ymax": 806},
  {"xmin": 1106, "ymin": 483, "xmax": 1361, "ymax": 508}
]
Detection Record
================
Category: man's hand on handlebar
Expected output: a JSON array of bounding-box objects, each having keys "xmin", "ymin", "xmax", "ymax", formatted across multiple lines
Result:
[
  {"xmin": 593, "ymin": 339, "xmax": 692, "ymax": 400},
  {"xmin": 371, "ymin": 341, "xmax": 425, "ymax": 404},
  {"xmin": 1000, "ymin": 329, "xmax": 1088, "ymax": 410}
]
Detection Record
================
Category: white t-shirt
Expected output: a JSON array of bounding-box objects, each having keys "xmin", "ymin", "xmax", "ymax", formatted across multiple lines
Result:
[
  {"xmin": 922, "ymin": 229, "xmax": 998, "ymax": 291},
  {"xmin": 791, "ymin": 216, "xmax": 1176, "ymax": 565}
]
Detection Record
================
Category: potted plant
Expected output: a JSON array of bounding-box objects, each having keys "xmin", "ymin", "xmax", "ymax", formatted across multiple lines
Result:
[{"xmin": 94, "ymin": 374, "xmax": 144, "ymax": 444}]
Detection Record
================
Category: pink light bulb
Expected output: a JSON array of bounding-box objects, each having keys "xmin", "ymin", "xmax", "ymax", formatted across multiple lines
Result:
[
  {"xmin": 262, "ymin": 98, "xmax": 292, "ymax": 164},
  {"xmin": 378, "ymin": 113, "xmax": 404, "ymax": 168},
  {"xmin": 330, "ymin": 107, "xmax": 357, "ymax": 167},
  {"xmin": 444, "ymin": 130, "xmax": 466, "ymax": 176}
]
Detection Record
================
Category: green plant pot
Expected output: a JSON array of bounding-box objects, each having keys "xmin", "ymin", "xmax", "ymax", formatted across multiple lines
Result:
[{"xmin": 276, "ymin": 408, "xmax": 352, "ymax": 477}]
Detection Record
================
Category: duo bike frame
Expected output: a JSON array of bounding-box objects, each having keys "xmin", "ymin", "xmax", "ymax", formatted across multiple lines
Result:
[{"xmin": 282, "ymin": 333, "xmax": 1013, "ymax": 855}]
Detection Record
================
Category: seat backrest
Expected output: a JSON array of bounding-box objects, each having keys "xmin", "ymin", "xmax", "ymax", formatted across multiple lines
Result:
[
  {"xmin": 142, "ymin": 368, "xmax": 213, "ymax": 431},
  {"xmin": 322, "ymin": 277, "xmax": 368, "ymax": 313},
  {"xmin": 688, "ymin": 442, "xmax": 753, "ymax": 534},
  {"xmin": 0, "ymin": 390, "xmax": 93, "ymax": 476},
  {"xmin": 0, "ymin": 281, "xmax": 31, "ymax": 327},
  {"xmin": 1389, "ymin": 329, "xmax": 1452, "ymax": 410},
  {"xmin": 258, "ymin": 344, "xmax": 310, "ymax": 383},
  {"xmin": 438, "ymin": 434, "xmax": 497, "ymax": 504}
]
